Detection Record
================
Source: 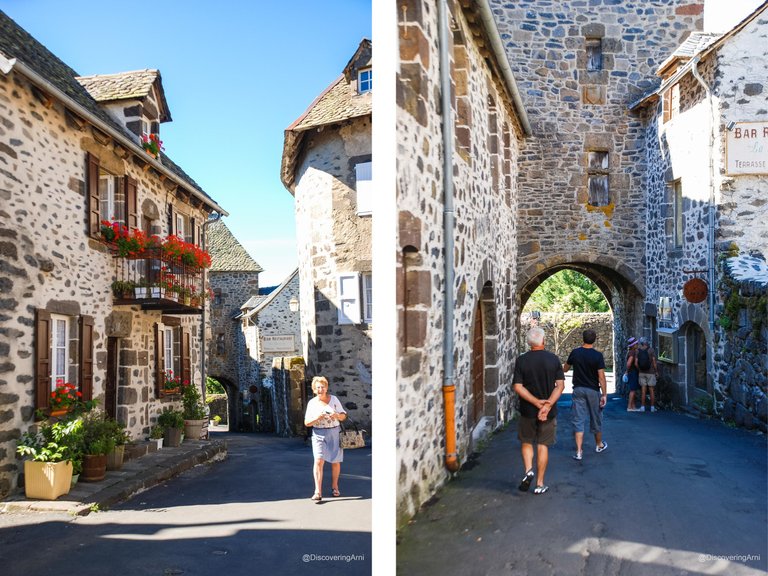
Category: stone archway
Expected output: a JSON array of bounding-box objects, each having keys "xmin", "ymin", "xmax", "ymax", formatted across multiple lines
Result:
[
  {"xmin": 208, "ymin": 375, "xmax": 241, "ymax": 433},
  {"xmin": 517, "ymin": 254, "xmax": 645, "ymax": 393}
]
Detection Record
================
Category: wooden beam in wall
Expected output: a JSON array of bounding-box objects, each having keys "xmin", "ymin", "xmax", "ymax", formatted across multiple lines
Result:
[
  {"xmin": 64, "ymin": 109, "xmax": 87, "ymax": 131},
  {"xmin": 30, "ymin": 85, "xmax": 54, "ymax": 108},
  {"xmin": 113, "ymin": 144, "xmax": 130, "ymax": 159},
  {"xmin": 91, "ymin": 126, "xmax": 111, "ymax": 146}
]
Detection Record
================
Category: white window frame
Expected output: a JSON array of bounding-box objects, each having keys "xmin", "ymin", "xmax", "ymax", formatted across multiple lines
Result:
[
  {"xmin": 141, "ymin": 119, "xmax": 151, "ymax": 138},
  {"xmin": 355, "ymin": 161, "xmax": 372, "ymax": 216},
  {"xmin": 164, "ymin": 327, "xmax": 174, "ymax": 373},
  {"xmin": 99, "ymin": 170, "xmax": 125, "ymax": 225},
  {"xmin": 175, "ymin": 214, "xmax": 185, "ymax": 240},
  {"xmin": 358, "ymin": 68, "xmax": 372, "ymax": 93},
  {"xmin": 50, "ymin": 314, "xmax": 69, "ymax": 389},
  {"xmin": 362, "ymin": 272, "xmax": 373, "ymax": 323},
  {"xmin": 337, "ymin": 273, "xmax": 362, "ymax": 325}
]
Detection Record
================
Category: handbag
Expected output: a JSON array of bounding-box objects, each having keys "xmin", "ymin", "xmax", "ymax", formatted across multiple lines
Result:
[{"xmin": 339, "ymin": 421, "xmax": 366, "ymax": 449}]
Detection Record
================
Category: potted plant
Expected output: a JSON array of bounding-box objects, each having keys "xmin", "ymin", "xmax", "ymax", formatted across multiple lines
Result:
[
  {"xmin": 149, "ymin": 424, "xmax": 165, "ymax": 450},
  {"xmin": 141, "ymin": 133, "xmax": 163, "ymax": 159},
  {"xmin": 111, "ymin": 279, "xmax": 135, "ymax": 299},
  {"xmin": 182, "ymin": 382, "xmax": 207, "ymax": 441},
  {"xmin": 79, "ymin": 411, "xmax": 115, "ymax": 482},
  {"xmin": 158, "ymin": 408, "xmax": 185, "ymax": 447},
  {"xmin": 105, "ymin": 420, "xmax": 131, "ymax": 471},
  {"xmin": 48, "ymin": 379, "xmax": 82, "ymax": 418},
  {"xmin": 163, "ymin": 370, "xmax": 183, "ymax": 395},
  {"xmin": 16, "ymin": 418, "xmax": 81, "ymax": 500}
]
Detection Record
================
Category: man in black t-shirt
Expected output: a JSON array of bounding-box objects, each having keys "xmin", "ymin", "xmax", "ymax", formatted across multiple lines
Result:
[
  {"xmin": 512, "ymin": 327, "xmax": 565, "ymax": 495},
  {"xmin": 563, "ymin": 329, "xmax": 608, "ymax": 461}
]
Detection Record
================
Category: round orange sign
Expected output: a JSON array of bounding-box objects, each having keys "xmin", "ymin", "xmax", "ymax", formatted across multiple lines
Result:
[{"xmin": 683, "ymin": 278, "xmax": 708, "ymax": 304}]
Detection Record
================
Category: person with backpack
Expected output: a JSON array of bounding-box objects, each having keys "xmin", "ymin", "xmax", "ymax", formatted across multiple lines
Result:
[
  {"xmin": 625, "ymin": 337, "xmax": 641, "ymax": 412},
  {"xmin": 636, "ymin": 337, "xmax": 659, "ymax": 412}
]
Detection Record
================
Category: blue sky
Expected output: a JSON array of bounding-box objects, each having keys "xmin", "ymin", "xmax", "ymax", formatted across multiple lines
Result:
[{"xmin": 0, "ymin": 0, "xmax": 372, "ymax": 286}]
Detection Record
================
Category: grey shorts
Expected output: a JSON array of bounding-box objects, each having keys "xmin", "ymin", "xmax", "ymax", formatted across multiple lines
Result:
[
  {"xmin": 639, "ymin": 373, "xmax": 657, "ymax": 387},
  {"xmin": 517, "ymin": 416, "xmax": 557, "ymax": 446},
  {"xmin": 571, "ymin": 387, "xmax": 603, "ymax": 434}
]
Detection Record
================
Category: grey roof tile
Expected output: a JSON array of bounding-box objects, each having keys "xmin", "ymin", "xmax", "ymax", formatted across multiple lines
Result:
[
  {"xmin": 207, "ymin": 220, "xmax": 263, "ymax": 272},
  {"xmin": 77, "ymin": 69, "xmax": 158, "ymax": 102}
]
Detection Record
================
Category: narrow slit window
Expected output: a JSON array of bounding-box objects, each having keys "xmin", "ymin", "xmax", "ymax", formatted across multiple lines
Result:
[
  {"xmin": 587, "ymin": 151, "xmax": 610, "ymax": 206},
  {"xmin": 586, "ymin": 38, "xmax": 602, "ymax": 71}
]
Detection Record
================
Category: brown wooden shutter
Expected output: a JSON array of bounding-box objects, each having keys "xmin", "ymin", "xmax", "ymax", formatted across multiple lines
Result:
[
  {"xmin": 87, "ymin": 153, "xmax": 101, "ymax": 236},
  {"xmin": 35, "ymin": 309, "xmax": 52, "ymax": 409},
  {"xmin": 155, "ymin": 322, "xmax": 165, "ymax": 398},
  {"xmin": 181, "ymin": 329, "xmax": 191, "ymax": 387},
  {"xmin": 168, "ymin": 203, "xmax": 175, "ymax": 236},
  {"xmin": 125, "ymin": 176, "xmax": 138, "ymax": 230},
  {"xmin": 190, "ymin": 217, "xmax": 197, "ymax": 246},
  {"xmin": 79, "ymin": 315, "xmax": 94, "ymax": 401}
]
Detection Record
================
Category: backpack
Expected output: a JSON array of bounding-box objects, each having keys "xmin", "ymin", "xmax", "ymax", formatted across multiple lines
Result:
[{"xmin": 637, "ymin": 348, "xmax": 652, "ymax": 371}]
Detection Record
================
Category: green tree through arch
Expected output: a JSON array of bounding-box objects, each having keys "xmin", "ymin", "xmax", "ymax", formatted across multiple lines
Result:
[{"xmin": 524, "ymin": 270, "xmax": 609, "ymax": 313}]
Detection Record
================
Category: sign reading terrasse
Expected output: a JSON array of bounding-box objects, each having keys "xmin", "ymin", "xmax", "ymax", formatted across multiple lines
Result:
[
  {"xmin": 262, "ymin": 335, "xmax": 296, "ymax": 353},
  {"xmin": 726, "ymin": 121, "xmax": 768, "ymax": 175}
]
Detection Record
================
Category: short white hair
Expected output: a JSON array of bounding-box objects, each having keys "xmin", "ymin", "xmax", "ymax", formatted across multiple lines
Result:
[{"xmin": 527, "ymin": 326, "xmax": 545, "ymax": 347}]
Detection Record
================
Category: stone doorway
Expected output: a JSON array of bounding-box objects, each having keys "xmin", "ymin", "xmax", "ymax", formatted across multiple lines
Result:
[{"xmin": 683, "ymin": 321, "xmax": 708, "ymax": 400}]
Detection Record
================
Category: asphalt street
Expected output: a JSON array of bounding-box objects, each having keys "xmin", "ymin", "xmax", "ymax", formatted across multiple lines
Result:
[
  {"xmin": 0, "ymin": 432, "xmax": 372, "ymax": 576},
  {"xmin": 397, "ymin": 395, "xmax": 767, "ymax": 576}
]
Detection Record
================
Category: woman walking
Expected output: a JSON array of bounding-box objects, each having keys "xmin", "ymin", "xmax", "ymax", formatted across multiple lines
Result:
[{"xmin": 304, "ymin": 376, "xmax": 347, "ymax": 502}]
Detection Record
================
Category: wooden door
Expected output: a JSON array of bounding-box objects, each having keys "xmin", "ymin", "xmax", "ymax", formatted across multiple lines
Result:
[
  {"xmin": 471, "ymin": 302, "xmax": 484, "ymax": 424},
  {"xmin": 105, "ymin": 337, "xmax": 118, "ymax": 419}
]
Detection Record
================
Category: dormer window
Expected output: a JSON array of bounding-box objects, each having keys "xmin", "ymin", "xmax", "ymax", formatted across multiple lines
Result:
[{"xmin": 358, "ymin": 68, "xmax": 372, "ymax": 94}]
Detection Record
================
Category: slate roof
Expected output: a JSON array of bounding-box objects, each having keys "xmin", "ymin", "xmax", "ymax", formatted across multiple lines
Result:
[
  {"xmin": 207, "ymin": 220, "xmax": 263, "ymax": 273},
  {"xmin": 656, "ymin": 32, "xmax": 722, "ymax": 76},
  {"xmin": 0, "ymin": 10, "xmax": 220, "ymax": 212},
  {"xmin": 76, "ymin": 69, "xmax": 171, "ymax": 122},
  {"xmin": 243, "ymin": 268, "xmax": 299, "ymax": 318},
  {"xmin": 281, "ymin": 39, "xmax": 372, "ymax": 191}
]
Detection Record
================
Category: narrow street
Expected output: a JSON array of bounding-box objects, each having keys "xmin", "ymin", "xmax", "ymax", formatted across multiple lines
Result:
[
  {"xmin": 0, "ymin": 432, "xmax": 371, "ymax": 576},
  {"xmin": 397, "ymin": 397, "xmax": 767, "ymax": 576}
]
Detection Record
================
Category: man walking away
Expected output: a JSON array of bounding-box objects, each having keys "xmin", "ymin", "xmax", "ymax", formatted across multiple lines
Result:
[
  {"xmin": 563, "ymin": 329, "xmax": 608, "ymax": 461},
  {"xmin": 513, "ymin": 327, "xmax": 565, "ymax": 495},
  {"xmin": 636, "ymin": 337, "xmax": 659, "ymax": 412}
]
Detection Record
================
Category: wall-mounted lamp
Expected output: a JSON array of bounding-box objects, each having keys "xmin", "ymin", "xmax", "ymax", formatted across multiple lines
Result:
[
  {"xmin": 726, "ymin": 121, "xmax": 736, "ymax": 131},
  {"xmin": 289, "ymin": 297, "xmax": 299, "ymax": 313}
]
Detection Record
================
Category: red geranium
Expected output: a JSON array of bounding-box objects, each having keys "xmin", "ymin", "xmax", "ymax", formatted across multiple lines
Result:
[{"xmin": 50, "ymin": 379, "xmax": 82, "ymax": 411}]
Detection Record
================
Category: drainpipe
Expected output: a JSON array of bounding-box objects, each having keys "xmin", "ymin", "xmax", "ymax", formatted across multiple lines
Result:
[
  {"xmin": 200, "ymin": 213, "xmax": 221, "ymax": 403},
  {"xmin": 690, "ymin": 56, "xmax": 718, "ymax": 414},
  {"xmin": 438, "ymin": 0, "xmax": 459, "ymax": 472}
]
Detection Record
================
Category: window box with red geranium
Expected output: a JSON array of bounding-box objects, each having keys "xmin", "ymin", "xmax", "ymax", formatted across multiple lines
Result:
[
  {"xmin": 163, "ymin": 370, "xmax": 185, "ymax": 395},
  {"xmin": 141, "ymin": 133, "xmax": 164, "ymax": 159},
  {"xmin": 49, "ymin": 380, "xmax": 82, "ymax": 417}
]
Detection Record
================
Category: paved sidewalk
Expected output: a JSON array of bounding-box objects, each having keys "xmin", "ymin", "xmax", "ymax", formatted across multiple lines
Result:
[
  {"xmin": 398, "ymin": 395, "xmax": 767, "ymax": 576},
  {"xmin": 0, "ymin": 439, "xmax": 226, "ymax": 516}
]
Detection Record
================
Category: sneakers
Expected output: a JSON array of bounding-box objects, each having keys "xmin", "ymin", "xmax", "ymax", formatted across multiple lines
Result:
[
  {"xmin": 572, "ymin": 451, "xmax": 583, "ymax": 461},
  {"xmin": 518, "ymin": 469, "xmax": 534, "ymax": 492},
  {"xmin": 638, "ymin": 406, "xmax": 646, "ymax": 412},
  {"xmin": 650, "ymin": 406, "xmax": 657, "ymax": 412},
  {"xmin": 595, "ymin": 441, "xmax": 608, "ymax": 453}
]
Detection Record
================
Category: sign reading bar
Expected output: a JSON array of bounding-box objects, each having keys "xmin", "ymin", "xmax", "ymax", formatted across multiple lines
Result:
[
  {"xmin": 262, "ymin": 335, "xmax": 296, "ymax": 353},
  {"xmin": 726, "ymin": 121, "xmax": 768, "ymax": 175}
]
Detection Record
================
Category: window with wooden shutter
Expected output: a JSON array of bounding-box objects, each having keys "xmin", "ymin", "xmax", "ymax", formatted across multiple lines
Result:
[
  {"xmin": 87, "ymin": 153, "xmax": 101, "ymax": 237},
  {"xmin": 181, "ymin": 329, "xmax": 191, "ymax": 387},
  {"xmin": 587, "ymin": 150, "xmax": 610, "ymax": 207},
  {"xmin": 35, "ymin": 309, "xmax": 52, "ymax": 409},
  {"xmin": 337, "ymin": 273, "xmax": 361, "ymax": 325},
  {"xmin": 355, "ymin": 161, "xmax": 372, "ymax": 216},
  {"xmin": 155, "ymin": 322, "xmax": 165, "ymax": 398},
  {"xmin": 167, "ymin": 204, "xmax": 175, "ymax": 237},
  {"xmin": 79, "ymin": 315, "xmax": 94, "ymax": 401},
  {"xmin": 125, "ymin": 176, "xmax": 138, "ymax": 230}
]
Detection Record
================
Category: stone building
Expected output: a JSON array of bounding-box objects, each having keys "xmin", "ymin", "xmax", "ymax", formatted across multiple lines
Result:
[
  {"xmin": 239, "ymin": 269, "xmax": 302, "ymax": 434},
  {"xmin": 280, "ymin": 39, "xmax": 372, "ymax": 429},
  {"xmin": 396, "ymin": 0, "xmax": 529, "ymax": 523},
  {"xmin": 0, "ymin": 11, "xmax": 225, "ymax": 497},
  {"xmin": 395, "ymin": 0, "xmax": 714, "ymax": 523},
  {"xmin": 206, "ymin": 219, "xmax": 262, "ymax": 432},
  {"xmin": 631, "ymin": 3, "xmax": 767, "ymax": 429}
]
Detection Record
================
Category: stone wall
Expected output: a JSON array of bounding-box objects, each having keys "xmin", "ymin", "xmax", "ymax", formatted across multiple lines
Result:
[
  {"xmin": 396, "ymin": 0, "xmax": 524, "ymax": 524},
  {"xmin": 0, "ymin": 68, "xmax": 211, "ymax": 497},
  {"xmin": 490, "ymin": 0, "xmax": 704, "ymax": 292},
  {"xmin": 520, "ymin": 312, "xmax": 614, "ymax": 370},
  {"xmin": 294, "ymin": 115, "xmax": 372, "ymax": 429},
  {"xmin": 715, "ymin": 255, "xmax": 767, "ymax": 432},
  {"xmin": 269, "ymin": 356, "xmax": 306, "ymax": 437}
]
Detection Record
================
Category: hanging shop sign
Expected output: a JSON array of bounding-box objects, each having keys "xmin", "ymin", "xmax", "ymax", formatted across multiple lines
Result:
[
  {"xmin": 725, "ymin": 121, "xmax": 768, "ymax": 175},
  {"xmin": 683, "ymin": 278, "xmax": 708, "ymax": 304}
]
